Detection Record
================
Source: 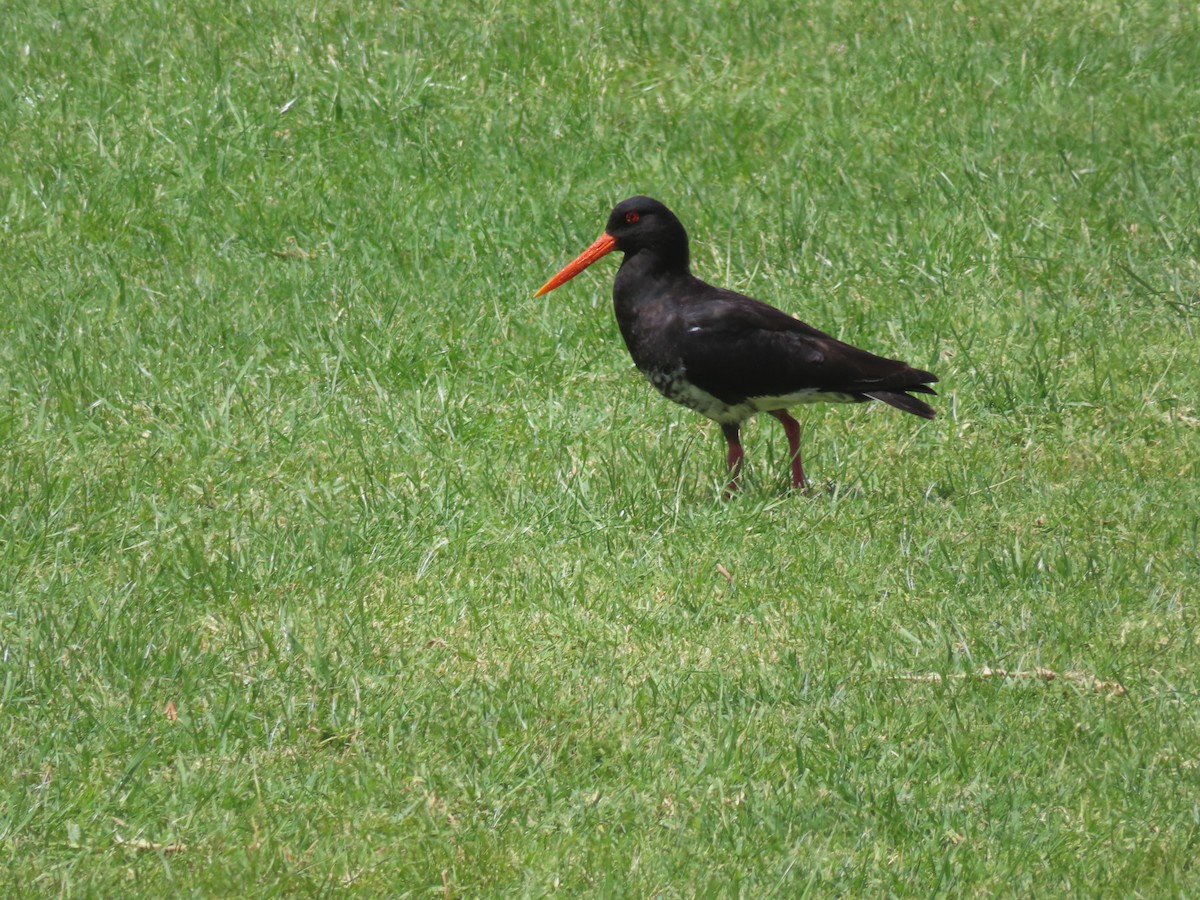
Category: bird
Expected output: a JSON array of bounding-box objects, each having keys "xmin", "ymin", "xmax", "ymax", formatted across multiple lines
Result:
[{"xmin": 534, "ymin": 196, "xmax": 937, "ymax": 496}]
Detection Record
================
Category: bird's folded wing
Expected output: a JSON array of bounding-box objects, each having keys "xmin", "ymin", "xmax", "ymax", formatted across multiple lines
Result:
[{"xmin": 677, "ymin": 290, "xmax": 935, "ymax": 403}]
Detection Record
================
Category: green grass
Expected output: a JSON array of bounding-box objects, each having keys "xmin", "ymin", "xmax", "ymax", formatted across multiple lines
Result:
[{"xmin": 2, "ymin": 0, "xmax": 1199, "ymax": 894}]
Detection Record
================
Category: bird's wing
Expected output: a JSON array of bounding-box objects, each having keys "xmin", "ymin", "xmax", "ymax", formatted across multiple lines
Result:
[{"xmin": 675, "ymin": 286, "xmax": 937, "ymax": 404}]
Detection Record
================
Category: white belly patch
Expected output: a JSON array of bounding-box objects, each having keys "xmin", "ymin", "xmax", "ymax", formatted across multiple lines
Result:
[{"xmin": 645, "ymin": 369, "xmax": 856, "ymax": 423}]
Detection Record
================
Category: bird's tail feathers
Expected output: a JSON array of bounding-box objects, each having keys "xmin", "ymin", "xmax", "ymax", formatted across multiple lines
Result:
[{"xmin": 865, "ymin": 390, "xmax": 937, "ymax": 419}]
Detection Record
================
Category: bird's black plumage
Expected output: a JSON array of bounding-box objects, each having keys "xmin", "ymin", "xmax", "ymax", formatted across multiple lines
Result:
[{"xmin": 535, "ymin": 196, "xmax": 938, "ymax": 493}]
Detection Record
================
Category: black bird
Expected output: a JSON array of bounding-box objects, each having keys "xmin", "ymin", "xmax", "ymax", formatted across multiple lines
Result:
[{"xmin": 535, "ymin": 196, "xmax": 937, "ymax": 495}]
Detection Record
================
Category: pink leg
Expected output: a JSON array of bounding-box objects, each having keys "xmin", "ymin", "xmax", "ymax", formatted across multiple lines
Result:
[
  {"xmin": 721, "ymin": 423, "xmax": 744, "ymax": 499},
  {"xmin": 769, "ymin": 410, "xmax": 806, "ymax": 489}
]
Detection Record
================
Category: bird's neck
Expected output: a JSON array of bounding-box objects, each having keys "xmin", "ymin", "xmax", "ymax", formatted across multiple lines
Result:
[{"xmin": 615, "ymin": 247, "xmax": 690, "ymax": 293}]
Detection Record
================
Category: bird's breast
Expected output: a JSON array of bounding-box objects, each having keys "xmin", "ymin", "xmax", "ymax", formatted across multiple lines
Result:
[{"xmin": 613, "ymin": 296, "xmax": 682, "ymax": 370}]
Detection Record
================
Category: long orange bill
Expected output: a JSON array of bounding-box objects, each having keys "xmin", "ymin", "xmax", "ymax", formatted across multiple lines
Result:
[{"xmin": 534, "ymin": 232, "xmax": 618, "ymax": 297}]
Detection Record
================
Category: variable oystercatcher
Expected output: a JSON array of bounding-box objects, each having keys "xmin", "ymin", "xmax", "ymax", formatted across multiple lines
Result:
[{"xmin": 535, "ymin": 196, "xmax": 937, "ymax": 495}]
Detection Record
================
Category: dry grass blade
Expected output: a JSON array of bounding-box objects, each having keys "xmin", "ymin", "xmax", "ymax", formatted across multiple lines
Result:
[
  {"xmin": 114, "ymin": 834, "xmax": 188, "ymax": 854},
  {"xmin": 894, "ymin": 667, "xmax": 1127, "ymax": 696}
]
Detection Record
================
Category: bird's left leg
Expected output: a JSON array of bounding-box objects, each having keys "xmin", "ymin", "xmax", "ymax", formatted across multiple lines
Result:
[
  {"xmin": 721, "ymin": 422, "xmax": 744, "ymax": 499},
  {"xmin": 769, "ymin": 410, "xmax": 806, "ymax": 489}
]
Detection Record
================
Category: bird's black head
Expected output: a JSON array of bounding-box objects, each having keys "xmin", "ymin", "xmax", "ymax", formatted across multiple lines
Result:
[
  {"xmin": 534, "ymin": 196, "xmax": 690, "ymax": 298},
  {"xmin": 604, "ymin": 196, "xmax": 689, "ymax": 264}
]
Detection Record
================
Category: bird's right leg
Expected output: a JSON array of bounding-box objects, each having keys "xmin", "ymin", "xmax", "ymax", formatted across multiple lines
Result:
[
  {"xmin": 721, "ymin": 422, "xmax": 744, "ymax": 499},
  {"xmin": 768, "ymin": 409, "xmax": 806, "ymax": 489}
]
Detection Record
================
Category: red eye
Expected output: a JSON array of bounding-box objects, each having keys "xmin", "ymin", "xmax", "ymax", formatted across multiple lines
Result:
[{"xmin": 625, "ymin": 211, "xmax": 640, "ymax": 223}]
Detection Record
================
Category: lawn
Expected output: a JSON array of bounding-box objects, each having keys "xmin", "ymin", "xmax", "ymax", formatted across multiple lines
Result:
[{"xmin": 2, "ymin": 0, "xmax": 1198, "ymax": 894}]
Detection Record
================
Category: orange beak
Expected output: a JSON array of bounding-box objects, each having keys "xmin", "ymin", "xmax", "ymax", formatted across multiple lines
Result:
[{"xmin": 534, "ymin": 232, "xmax": 618, "ymax": 297}]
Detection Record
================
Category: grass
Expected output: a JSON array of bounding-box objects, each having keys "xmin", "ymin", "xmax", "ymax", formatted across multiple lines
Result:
[{"xmin": 2, "ymin": 0, "xmax": 1199, "ymax": 894}]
